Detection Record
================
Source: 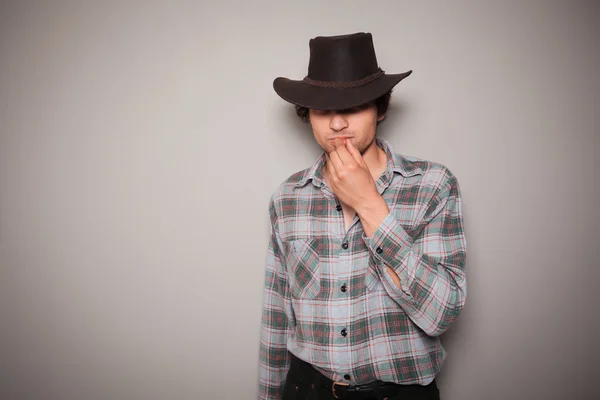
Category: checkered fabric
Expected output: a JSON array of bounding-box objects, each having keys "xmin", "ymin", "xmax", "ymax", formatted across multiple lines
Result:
[{"xmin": 258, "ymin": 138, "xmax": 467, "ymax": 400}]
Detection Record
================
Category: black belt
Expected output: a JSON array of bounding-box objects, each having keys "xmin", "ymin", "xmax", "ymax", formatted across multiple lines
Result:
[
  {"xmin": 323, "ymin": 376, "xmax": 407, "ymax": 399},
  {"xmin": 287, "ymin": 353, "xmax": 437, "ymax": 400}
]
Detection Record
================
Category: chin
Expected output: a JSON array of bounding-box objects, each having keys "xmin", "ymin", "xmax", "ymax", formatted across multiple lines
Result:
[{"xmin": 353, "ymin": 141, "xmax": 368, "ymax": 154}]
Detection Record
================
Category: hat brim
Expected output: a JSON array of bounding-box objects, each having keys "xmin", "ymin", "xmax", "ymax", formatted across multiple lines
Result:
[{"xmin": 273, "ymin": 71, "xmax": 412, "ymax": 111}]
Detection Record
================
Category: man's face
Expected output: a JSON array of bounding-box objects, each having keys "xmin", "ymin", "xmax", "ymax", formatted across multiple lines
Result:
[{"xmin": 308, "ymin": 102, "xmax": 384, "ymax": 154}]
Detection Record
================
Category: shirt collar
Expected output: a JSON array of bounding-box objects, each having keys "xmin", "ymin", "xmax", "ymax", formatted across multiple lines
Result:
[{"xmin": 294, "ymin": 138, "xmax": 423, "ymax": 190}]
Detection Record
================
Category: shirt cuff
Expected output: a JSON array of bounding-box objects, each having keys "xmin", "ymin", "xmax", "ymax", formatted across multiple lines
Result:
[{"xmin": 362, "ymin": 212, "xmax": 415, "ymax": 296}]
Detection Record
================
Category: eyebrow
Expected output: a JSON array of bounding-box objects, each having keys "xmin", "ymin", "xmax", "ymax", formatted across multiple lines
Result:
[
  {"xmin": 341, "ymin": 104, "xmax": 369, "ymax": 112},
  {"xmin": 316, "ymin": 104, "xmax": 369, "ymax": 113}
]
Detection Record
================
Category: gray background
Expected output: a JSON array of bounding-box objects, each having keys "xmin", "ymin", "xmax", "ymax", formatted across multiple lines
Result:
[{"xmin": 1, "ymin": 1, "xmax": 599, "ymax": 399}]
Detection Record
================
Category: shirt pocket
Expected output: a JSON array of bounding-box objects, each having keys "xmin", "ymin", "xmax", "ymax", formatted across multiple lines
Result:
[{"xmin": 284, "ymin": 238, "xmax": 322, "ymax": 299}]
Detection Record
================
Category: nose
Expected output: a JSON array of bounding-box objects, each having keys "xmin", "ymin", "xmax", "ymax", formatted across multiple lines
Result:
[{"xmin": 329, "ymin": 113, "xmax": 348, "ymax": 132}]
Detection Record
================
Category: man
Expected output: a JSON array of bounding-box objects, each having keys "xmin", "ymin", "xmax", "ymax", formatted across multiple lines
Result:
[{"xmin": 258, "ymin": 32, "xmax": 467, "ymax": 400}]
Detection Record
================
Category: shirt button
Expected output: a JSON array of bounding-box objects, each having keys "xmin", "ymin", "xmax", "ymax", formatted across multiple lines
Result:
[
  {"xmin": 341, "ymin": 328, "xmax": 347, "ymax": 337},
  {"xmin": 336, "ymin": 204, "xmax": 342, "ymax": 211},
  {"xmin": 344, "ymin": 374, "xmax": 351, "ymax": 380},
  {"xmin": 376, "ymin": 247, "xmax": 383, "ymax": 254},
  {"xmin": 340, "ymin": 284, "xmax": 347, "ymax": 292},
  {"xmin": 342, "ymin": 242, "xmax": 349, "ymax": 250}
]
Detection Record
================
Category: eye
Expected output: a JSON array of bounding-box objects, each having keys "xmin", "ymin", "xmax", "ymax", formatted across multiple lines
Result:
[
  {"xmin": 341, "ymin": 104, "xmax": 369, "ymax": 114},
  {"xmin": 311, "ymin": 109, "xmax": 330, "ymax": 116}
]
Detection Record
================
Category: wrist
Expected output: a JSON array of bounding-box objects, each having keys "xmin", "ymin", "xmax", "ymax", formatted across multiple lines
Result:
[
  {"xmin": 355, "ymin": 193, "xmax": 388, "ymax": 216},
  {"xmin": 356, "ymin": 194, "xmax": 389, "ymax": 237}
]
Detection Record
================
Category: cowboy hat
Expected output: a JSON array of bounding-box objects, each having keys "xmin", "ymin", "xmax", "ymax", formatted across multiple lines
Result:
[{"xmin": 273, "ymin": 32, "xmax": 412, "ymax": 111}]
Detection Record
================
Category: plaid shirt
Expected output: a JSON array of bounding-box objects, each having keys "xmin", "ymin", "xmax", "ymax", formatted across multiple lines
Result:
[{"xmin": 258, "ymin": 138, "xmax": 467, "ymax": 399}]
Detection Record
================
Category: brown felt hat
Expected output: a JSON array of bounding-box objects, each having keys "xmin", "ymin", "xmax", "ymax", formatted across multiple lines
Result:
[{"xmin": 273, "ymin": 32, "xmax": 412, "ymax": 111}]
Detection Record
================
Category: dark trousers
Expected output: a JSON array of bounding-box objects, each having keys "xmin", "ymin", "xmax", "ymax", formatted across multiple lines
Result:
[{"xmin": 282, "ymin": 354, "xmax": 440, "ymax": 400}]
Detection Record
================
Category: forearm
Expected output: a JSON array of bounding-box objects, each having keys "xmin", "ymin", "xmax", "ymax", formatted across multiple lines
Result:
[
  {"xmin": 362, "ymin": 212, "xmax": 467, "ymax": 337},
  {"xmin": 355, "ymin": 196, "xmax": 404, "ymax": 288},
  {"xmin": 258, "ymin": 275, "xmax": 292, "ymax": 399},
  {"xmin": 378, "ymin": 244, "xmax": 466, "ymax": 336},
  {"xmin": 258, "ymin": 330, "xmax": 290, "ymax": 400}
]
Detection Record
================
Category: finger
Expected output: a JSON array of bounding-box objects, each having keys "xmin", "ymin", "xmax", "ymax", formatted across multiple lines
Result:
[
  {"xmin": 328, "ymin": 148, "xmax": 344, "ymax": 171},
  {"xmin": 335, "ymin": 139, "xmax": 355, "ymax": 165},
  {"xmin": 345, "ymin": 139, "xmax": 367, "ymax": 167}
]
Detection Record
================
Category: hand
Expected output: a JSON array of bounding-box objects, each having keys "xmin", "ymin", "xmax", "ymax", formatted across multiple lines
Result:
[
  {"xmin": 325, "ymin": 139, "xmax": 389, "ymax": 236},
  {"xmin": 324, "ymin": 139, "xmax": 381, "ymax": 212}
]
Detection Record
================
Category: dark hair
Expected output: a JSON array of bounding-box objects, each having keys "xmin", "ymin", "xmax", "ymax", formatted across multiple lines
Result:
[{"xmin": 295, "ymin": 90, "xmax": 392, "ymax": 125}]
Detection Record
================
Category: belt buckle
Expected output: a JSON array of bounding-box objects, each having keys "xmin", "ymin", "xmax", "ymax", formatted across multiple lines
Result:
[{"xmin": 332, "ymin": 381, "xmax": 350, "ymax": 399}]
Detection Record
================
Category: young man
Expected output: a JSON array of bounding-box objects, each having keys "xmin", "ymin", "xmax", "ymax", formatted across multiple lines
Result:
[{"xmin": 258, "ymin": 32, "xmax": 467, "ymax": 400}]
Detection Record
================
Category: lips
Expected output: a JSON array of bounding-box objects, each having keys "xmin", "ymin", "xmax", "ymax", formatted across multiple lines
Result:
[{"xmin": 328, "ymin": 136, "xmax": 353, "ymax": 140}]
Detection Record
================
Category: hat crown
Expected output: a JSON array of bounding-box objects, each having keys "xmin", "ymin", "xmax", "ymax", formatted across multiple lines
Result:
[{"xmin": 307, "ymin": 32, "xmax": 380, "ymax": 82}]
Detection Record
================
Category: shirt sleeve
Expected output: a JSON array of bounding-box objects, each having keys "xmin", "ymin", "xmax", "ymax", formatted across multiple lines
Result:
[
  {"xmin": 362, "ymin": 168, "xmax": 467, "ymax": 337},
  {"xmin": 257, "ymin": 199, "xmax": 294, "ymax": 400}
]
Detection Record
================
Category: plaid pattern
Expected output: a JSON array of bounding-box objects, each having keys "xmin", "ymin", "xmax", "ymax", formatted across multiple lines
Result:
[{"xmin": 258, "ymin": 138, "xmax": 467, "ymax": 400}]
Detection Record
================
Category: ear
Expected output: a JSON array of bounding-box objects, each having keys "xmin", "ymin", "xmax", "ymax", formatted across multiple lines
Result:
[{"xmin": 377, "ymin": 113, "xmax": 387, "ymax": 122}]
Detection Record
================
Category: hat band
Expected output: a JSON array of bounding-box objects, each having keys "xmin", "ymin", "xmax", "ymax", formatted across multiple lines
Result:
[{"xmin": 302, "ymin": 69, "xmax": 384, "ymax": 89}]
